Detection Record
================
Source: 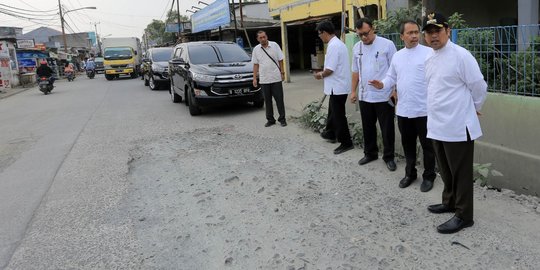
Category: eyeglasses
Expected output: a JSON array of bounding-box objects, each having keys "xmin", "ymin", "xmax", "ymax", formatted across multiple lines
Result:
[{"xmin": 357, "ymin": 29, "xmax": 372, "ymax": 38}]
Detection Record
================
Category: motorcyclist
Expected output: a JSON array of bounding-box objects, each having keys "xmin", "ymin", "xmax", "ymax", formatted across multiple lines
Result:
[
  {"xmin": 36, "ymin": 60, "xmax": 55, "ymax": 85},
  {"xmin": 85, "ymin": 58, "xmax": 96, "ymax": 76},
  {"xmin": 64, "ymin": 62, "xmax": 75, "ymax": 80}
]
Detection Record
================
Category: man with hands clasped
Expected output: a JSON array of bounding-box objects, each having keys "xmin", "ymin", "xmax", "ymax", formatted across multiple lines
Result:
[
  {"xmin": 368, "ymin": 20, "xmax": 436, "ymax": 192},
  {"xmin": 350, "ymin": 17, "xmax": 398, "ymax": 171}
]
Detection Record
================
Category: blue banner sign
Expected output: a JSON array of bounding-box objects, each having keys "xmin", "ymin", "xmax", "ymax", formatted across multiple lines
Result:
[
  {"xmin": 191, "ymin": 0, "xmax": 230, "ymax": 33},
  {"xmin": 165, "ymin": 23, "xmax": 180, "ymax": 33}
]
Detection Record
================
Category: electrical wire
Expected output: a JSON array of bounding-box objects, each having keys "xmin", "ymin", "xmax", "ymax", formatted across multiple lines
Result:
[
  {"xmin": 160, "ymin": 0, "xmax": 173, "ymax": 20},
  {"xmin": 0, "ymin": 3, "xmax": 58, "ymax": 13},
  {"xmin": 0, "ymin": 7, "xmax": 58, "ymax": 18},
  {"xmin": 0, "ymin": 9, "xmax": 60, "ymax": 21}
]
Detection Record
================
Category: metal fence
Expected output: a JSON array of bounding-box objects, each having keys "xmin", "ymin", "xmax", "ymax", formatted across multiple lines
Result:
[{"xmin": 381, "ymin": 24, "xmax": 540, "ymax": 97}]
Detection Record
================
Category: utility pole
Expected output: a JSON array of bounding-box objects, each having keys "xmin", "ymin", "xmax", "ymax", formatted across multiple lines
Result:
[
  {"xmin": 92, "ymin": 22, "xmax": 102, "ymax": 56},
  {"xmin": 58, "ymin": 0, "xmax": 68, "ymax": 53},
  {"xmin": 239, "ymin": 0, "xmax": 244, "ymax": 28},
  {"xmin": 176, "ymin": 0, "xmax": 181, "ymax": 41},
  {"xmin": 230, "ymin": 0, "xmax": 238, "ymax": 40}
]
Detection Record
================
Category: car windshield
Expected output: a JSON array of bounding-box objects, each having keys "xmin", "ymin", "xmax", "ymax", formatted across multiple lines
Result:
[
  {"xmin": 94, "ymin": 57, "xmax": 104, "ymax": 63},
  {"xmin": 151, "ymin": 48, "xmax": 173, "ymax": 62},
  {"xmin": 188, "ymin": 43, "xmax": 250, "ymax": 64},
  {"xmin": 104, "ymin": 47, "xmax": 132, "ymax": 60},
  {"xmin": 214, "ymin": 44, "xmax": 251, "ymax": 63}
]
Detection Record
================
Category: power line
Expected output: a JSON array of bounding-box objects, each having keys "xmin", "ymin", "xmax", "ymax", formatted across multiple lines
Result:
[
  {"xmin": 0, "ymin": 7, "xmax": 58, "ymax": 17},
  {"xmin": 160, "ymin": 0, "xmax": 173, "ymax": 20},
  {"xmin": 0, "ymin": 3, "xmax": 58, "ymax": 13},
  {"xmin": 17, "ymin": 0, "xmax": 40, "ymax": 10},
  {"xmin": 0, "ymin": 9, "xmax": 60, "ymax": 21}
]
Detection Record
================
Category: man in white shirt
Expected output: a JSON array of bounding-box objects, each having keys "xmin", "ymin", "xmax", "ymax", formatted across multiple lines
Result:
[
  {"xmin": 314, "ymin": 21, "xmax": 353, "ymax": 155},
  {"xmin": 350, "ymin": 18, "xmax": 398, "ymax": 171},
  {"xmin": 369, "ymin": 20, "xmax": 436, "ymax": 192},
  {"xmin": 252, "ymin": 31, "xmax": 287, "ymax": 127},
  {"xmin": 423, "ymin": 12, "xmax": 487, "ymax": 234}
]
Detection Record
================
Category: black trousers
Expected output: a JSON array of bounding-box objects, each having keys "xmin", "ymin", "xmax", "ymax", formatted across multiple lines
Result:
[
  {"xmin": 324, "ymin": 94, "xmax": 352, "ymax": 146},
  {"xmin": 359, "ymin": 101, "xmax": 395, "ymax": 161},
  {"xmin": 261, "ymin": 82, "xmax": 285, "ymax": 123},
  {"xmin": 433, "ymin": 138, "xmax": 474, "ymax": 221},
  {"xmin": 397, "ymin": 116, "xmax": 436, "ymax": 181}
]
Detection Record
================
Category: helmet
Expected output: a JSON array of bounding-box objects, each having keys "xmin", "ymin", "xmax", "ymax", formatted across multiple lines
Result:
[{"xmin": 40, "ymin": 60, "xmax": 47, "ymax": 65}]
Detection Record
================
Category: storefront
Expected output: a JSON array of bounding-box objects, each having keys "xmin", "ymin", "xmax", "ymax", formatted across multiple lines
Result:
[
  {"xmin": 268, "ymin": 0, "xmax": 386, "ymax": 81},
  {"xmin": 0, "ymin": 27, "xmax": 22, "ymax": 88}
]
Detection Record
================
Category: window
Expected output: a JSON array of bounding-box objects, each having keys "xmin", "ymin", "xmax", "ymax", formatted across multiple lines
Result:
[
  {"xmin": 151, "ymin": 48, "xmax": 173, "ymax": 62},
  {"xmin": 215, "ymin": 44, "xmax": 250, "ymax": 63}
]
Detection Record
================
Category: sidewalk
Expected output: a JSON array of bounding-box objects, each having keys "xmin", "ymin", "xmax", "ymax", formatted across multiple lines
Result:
[
  {"xmin": 283, "ymin": 70, "xmax": 360, "ymax": 119},
  {"xmin": 0, "ymin": 84, "xmax": 34, "ymax": 100}
]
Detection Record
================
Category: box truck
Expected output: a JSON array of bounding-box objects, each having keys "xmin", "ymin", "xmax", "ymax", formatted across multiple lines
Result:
[{"xmin": 102, "ymin": 37, "xmax": 141, "ymax": 80}]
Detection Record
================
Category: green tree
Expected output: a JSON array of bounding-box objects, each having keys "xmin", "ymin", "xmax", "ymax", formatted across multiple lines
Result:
[
  {"xmin": 145, "ymin": 20, "xmax": 167, "ymax": 44},
  {"xmin": 373, "ymin": 1, "xmax": 422, "ymax": 34}
]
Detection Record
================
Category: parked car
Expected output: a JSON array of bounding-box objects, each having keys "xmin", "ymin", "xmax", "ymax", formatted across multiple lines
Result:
[
  {"xmin": 168, "ymin": 41, "xmax": 263, "ymax": 116},
  {"xmin": 141, "ymin": 47, "xmax": 173, "ymax": 90},
  {"xmin": 94, "ymin": 57, "xmax": 105, "ymax": 74}
]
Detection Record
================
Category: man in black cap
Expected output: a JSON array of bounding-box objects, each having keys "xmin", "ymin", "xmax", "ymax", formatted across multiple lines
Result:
[{"xmin": 422, "ymin": 12, "xmax": 487, "ymax": 234}]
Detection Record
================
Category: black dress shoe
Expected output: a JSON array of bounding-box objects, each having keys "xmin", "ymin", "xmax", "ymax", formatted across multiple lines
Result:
[
  {"xmin": 398, "ymin": 176, "xmax": 416, "ymax": 188},
  {"xmin": 264, "ymin": 121, "xmax": 276, "ymax": 127},
  {"xmin": 334, "ymin": 144, "xmax": 353, "ymax": 155},
  {"xmin": 279, "ymin": 120, "xmax": 287, "ymax": 127},
  {"xmin": 427, "ymin": 204, "xmax": 455, "ymax": 214},
  {"xmin": 420, "ymin": 179, "xmax": 434, "ymax": 192},
  {"xmin": 437, "ymin": 216, "xmax": 474, "ymax": 234},
  {"xmin": 385, "ymin": 160, "xmax": 397, "ymax": 171},
  {"xmin": 358, "ymin": 156, "xmax": 378, "ymax": 165},
  {"xmin": 320, "ymin": 131, "xmax": 336, "ymax": 143}
]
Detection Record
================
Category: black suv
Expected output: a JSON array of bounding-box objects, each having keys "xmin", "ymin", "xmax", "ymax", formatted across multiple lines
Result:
[
  {"xmin": 168, "ymin": 41, "xmax": 263, "ymax": 115},
  {"xmin": 142, "ymin": 47, "xmax": 173, "ymax": 90}
]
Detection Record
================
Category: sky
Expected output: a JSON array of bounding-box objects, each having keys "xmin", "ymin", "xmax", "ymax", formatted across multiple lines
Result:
[{"xmin": 0, "ymin": 0, "xmax": 206, "ymax": 38}]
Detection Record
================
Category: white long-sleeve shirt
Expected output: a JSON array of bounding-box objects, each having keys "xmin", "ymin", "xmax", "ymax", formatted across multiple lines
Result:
[
  {"xmin": 351, "ymin": 36, "xmax": 397, "ymax": 102},
  {"xmin": 425, "ymin": 41, "xmax": 488, "ymax": 142},
  {"xmin": 382, "ymin": 44, "xmax": 431, "ymax": 118}
]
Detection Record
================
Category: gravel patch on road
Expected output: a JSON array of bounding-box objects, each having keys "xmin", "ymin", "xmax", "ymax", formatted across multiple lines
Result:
[{"xmin": 125, "ymin": 124, "xmax": 540, "ymax": 270}]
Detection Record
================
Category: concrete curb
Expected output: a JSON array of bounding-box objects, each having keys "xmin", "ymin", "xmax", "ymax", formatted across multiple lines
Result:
[{"xmin": 0, "ymin": 86, "xmax": 34, "ymax": 100}]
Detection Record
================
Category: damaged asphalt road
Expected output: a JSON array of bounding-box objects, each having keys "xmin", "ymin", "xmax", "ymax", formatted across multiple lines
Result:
[{"xmin": 2, "ymin": 78, "xmax": 540, "ymax": 269}]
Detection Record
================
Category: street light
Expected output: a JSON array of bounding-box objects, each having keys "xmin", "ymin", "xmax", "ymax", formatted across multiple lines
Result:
[
  {"xmin": 198, "ymin": 1, "xmax": 209, "ymax": 5},
  {"xmin": 58, "ymin": 0, "xmax": 97, "ymax": 53},
  {"xmin": 186, "ymin": 9, "xmax": 195, "ymax": 13}
]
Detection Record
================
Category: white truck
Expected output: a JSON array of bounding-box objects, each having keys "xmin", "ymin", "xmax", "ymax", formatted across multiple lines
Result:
[{"xmin": 102, "ymin": 37, "xmax": 142, "ymax": 80}]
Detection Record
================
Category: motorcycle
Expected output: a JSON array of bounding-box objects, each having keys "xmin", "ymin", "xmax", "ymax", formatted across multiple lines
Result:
[
  {"xmin": 86, "ymin": 69, "xmax": 95, "ymax": 79},
  {"xmin": 38, "ymin": 77, "xmax": 54, "ymax": 95},
  {"xmin": 65, "ymin": 71, "xmax": 75, "ymax": 82}
]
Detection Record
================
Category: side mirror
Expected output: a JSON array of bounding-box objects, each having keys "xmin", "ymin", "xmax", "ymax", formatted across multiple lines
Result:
[{"xmin": 170, "ymin": 58, "xmax": 186, "ymax": 65}]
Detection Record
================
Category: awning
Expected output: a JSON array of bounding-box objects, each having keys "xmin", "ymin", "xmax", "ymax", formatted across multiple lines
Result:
[{"xmin": 285, "ymin": 15, "xmax": 336, "ymax": 26}]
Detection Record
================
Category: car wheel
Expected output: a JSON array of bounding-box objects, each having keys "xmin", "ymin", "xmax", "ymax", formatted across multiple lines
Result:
[
  {"xmin": 105, "ymin": 74, "xmax": 113, "ymax": 80},
  {"xmin": 170, "ymin": 89, "xmax": 181, "ymax": 103},
  {"xmin": 149, "ymin": 77, "xmax": 158, "ymax": 90},
  {"xmin": 188, "ymin": 90, "xmax": 201, "ymax": 116}
]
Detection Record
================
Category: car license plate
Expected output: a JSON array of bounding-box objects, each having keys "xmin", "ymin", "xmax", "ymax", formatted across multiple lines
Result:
[{"xmin": 230, "ymin": 88, "xmax": 249, "ymax": 95}]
